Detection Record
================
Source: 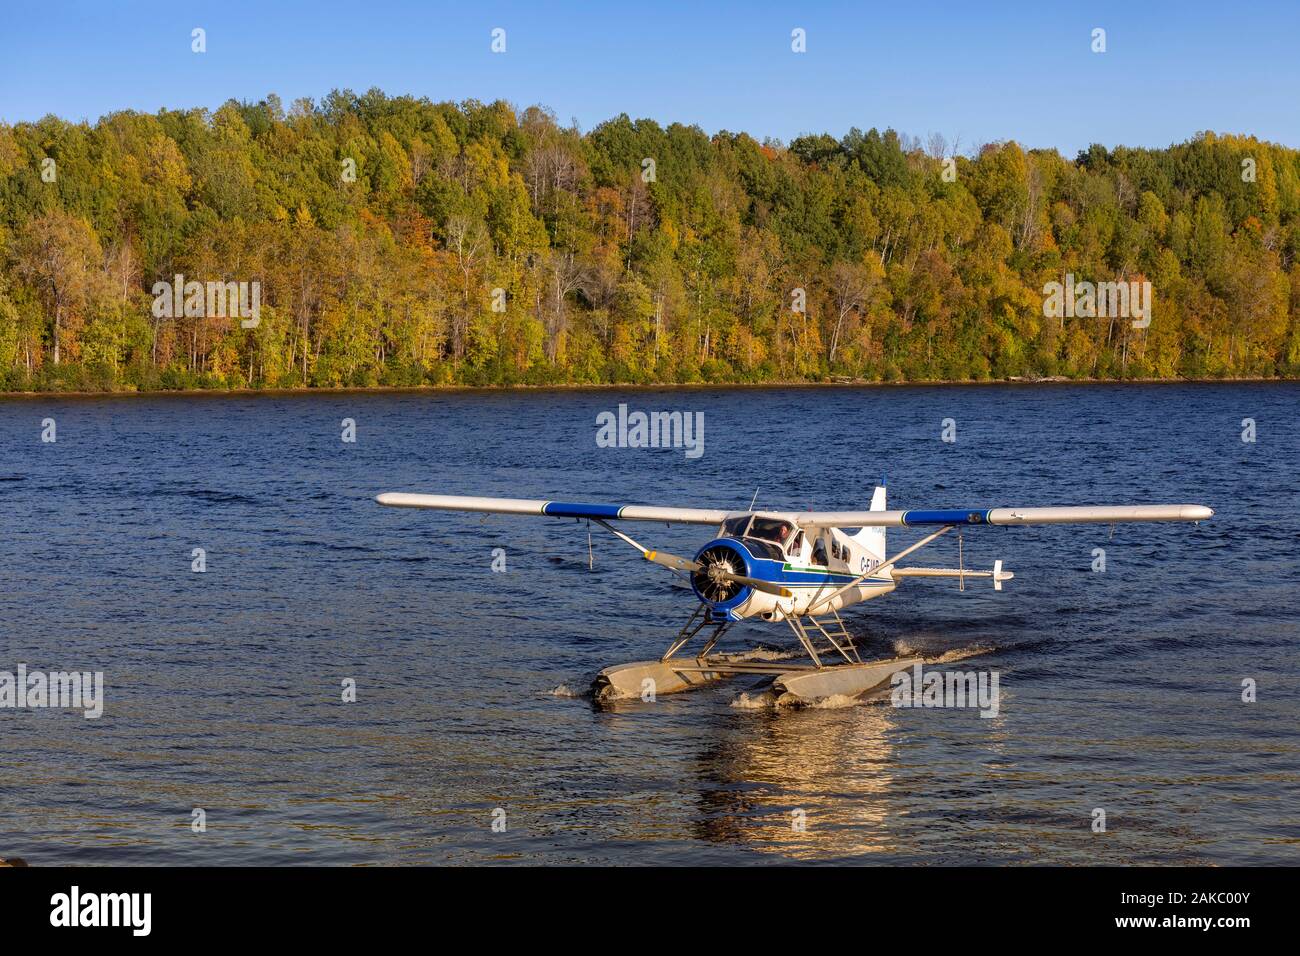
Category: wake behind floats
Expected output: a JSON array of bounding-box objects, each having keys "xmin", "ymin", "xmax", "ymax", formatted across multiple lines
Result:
[{"xmin": 376, "ymin": 485, "xmax": 1212, "ymax": 705}]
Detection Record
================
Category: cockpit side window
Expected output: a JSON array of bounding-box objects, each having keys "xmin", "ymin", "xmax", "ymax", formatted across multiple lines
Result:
[{"xmin": 811, "ymin": 535, "xmax": 828, "ymax": 566}]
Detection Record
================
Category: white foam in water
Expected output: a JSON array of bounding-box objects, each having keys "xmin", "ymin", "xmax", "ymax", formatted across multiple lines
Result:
[
  {"xmin": 893, "ymin": 638, "xmax": 996, "ymax": 664},
  {"xmin": 931, "ymin": 645, "xmax": 995, "ymax": 664},
  {"xmin": 803, "ymin": 693, "xmax": 864, "ymax": 710},
  {"xmin": 729, "ymin": 689, "xmax": 776, "ymax": 709}
]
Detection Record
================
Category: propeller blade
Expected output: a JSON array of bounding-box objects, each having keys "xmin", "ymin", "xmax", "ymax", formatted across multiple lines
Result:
[
  {"xmin": 716, "ymin": 572, "xmax": 791, "ymax": 598},
  {"xmin": 647, "ymin": 548, "xmax": 789, "ymax": 598},
  {"xmin": 644, "ymin": 550, "xmax": 700, "ymax": 573}
]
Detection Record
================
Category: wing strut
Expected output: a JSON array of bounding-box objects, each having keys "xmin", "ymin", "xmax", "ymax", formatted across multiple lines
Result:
[{"xmin": 806, "ymin": 525, "xmax": 955, "ymax": 615}]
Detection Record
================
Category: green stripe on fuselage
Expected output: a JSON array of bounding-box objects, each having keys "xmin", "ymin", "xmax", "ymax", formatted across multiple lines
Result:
[{"xmin": 782, "ymin": 563, "xmax": 860, "ymax": 581}]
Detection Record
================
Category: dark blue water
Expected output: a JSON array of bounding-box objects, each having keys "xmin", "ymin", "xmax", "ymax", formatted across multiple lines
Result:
[{"xmin": 1, "ymin": 383, "xmax": 1297, "ymax": 865}]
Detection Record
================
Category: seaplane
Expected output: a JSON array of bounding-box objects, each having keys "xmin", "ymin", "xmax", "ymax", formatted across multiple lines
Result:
[{"xmin": 376, "ymin": 486, "xmax": 1213, "ymax": 705}]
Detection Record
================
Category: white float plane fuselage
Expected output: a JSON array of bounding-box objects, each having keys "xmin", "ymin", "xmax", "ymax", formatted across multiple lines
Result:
[{"xmin": 685, "ymin": 484, "xmax": 898, "ymax": 623}]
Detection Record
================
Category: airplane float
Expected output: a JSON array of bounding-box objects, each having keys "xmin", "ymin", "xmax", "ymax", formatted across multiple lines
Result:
[{"xmin": 376, "ymin": 486, "xmax": 1213, "ymax": 705}]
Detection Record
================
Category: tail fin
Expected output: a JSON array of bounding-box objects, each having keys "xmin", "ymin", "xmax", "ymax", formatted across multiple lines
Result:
[{"xmin": 852, "ymin": 481, "xmax": 888, "ymax": 560}]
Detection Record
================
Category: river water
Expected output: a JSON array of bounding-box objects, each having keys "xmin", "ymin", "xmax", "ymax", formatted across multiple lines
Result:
[{"xmin": 1, "ymin": 382, "xmax": 1296, "ymax": 864}]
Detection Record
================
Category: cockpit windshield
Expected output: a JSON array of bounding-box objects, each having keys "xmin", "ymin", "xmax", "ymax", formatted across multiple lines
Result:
[
  {"xmin": 719, "ymin": 515, "xmax": 798, "ymax": 556},
  {"xmin": 746, "ymin": 517, "xmax": 795, "ymax": 547},
  {"xmin": 721, "ymin": 516, "xmax": 751, "ymax": 538}
]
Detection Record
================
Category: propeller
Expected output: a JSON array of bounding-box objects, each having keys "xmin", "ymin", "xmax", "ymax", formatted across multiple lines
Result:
[
  {"xmin": 644, "ymin": 550, "xmax": 700, "ymax": 573},
  {"xmin": 674, "ymin": 544, "xmax": 793, "ymax": 601},
  {"xmin": 621, "ymin": 529, "xmax": 788, "ymax": 599}
]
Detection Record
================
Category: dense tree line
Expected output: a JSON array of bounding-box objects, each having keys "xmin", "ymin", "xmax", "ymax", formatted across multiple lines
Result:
[{"xmin": 0, "ymin": 89, "xmax": 1297, "ymax": 391}]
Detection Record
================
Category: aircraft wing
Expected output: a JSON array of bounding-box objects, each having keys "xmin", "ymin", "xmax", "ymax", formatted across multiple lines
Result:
[
  {"xmin": 375, "ymin": 493, "xmax": 733, "ymax": 525},
  {"xmin": 377, "ymin": 494, "xmax": 1212, "ymax": 529},
  {"xmin": 788, "ymin": 505, "xmax": 1213, "ymax": 529}
]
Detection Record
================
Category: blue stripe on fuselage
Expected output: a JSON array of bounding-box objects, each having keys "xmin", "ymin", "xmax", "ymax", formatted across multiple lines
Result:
[
  {"xmin": 542, "ymin": 501, "xmax": 624, "ymax": 519},
  {"xmin": 779, "ymin": 578, "xmax": 891, "ymax": 588},
  {"xmin": 749, "ymin": 556, "xmax": 887, "ymax": 588},
  {"xmin": 722, "ymin": 538, "xmax": 888, "ymax": 588}
]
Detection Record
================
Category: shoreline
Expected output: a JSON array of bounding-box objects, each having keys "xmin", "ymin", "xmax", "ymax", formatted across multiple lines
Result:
[{"xmin": 0, "ymin": 375, "xmax": 1294, "ymax": 401}]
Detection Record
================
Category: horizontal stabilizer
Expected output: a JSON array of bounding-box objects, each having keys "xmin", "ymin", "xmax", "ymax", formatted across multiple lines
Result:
[
  {"xmin": 893, "ymin": 561, "xmax": 1015, "ymax": 590},
  {"xmin": 892, "ymin": 567, "xmax": 1008, "ymax": 577}
]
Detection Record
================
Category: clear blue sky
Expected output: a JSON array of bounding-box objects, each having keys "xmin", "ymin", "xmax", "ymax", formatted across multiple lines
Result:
[{"xmin": 3, "ymin": 0, "xmax": 1297, "ymax": 156}]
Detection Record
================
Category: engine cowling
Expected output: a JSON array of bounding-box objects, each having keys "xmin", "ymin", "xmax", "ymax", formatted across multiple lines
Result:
[{"xmin": 690, "ymin": 539, "xmax": 754, "ymax": 609}]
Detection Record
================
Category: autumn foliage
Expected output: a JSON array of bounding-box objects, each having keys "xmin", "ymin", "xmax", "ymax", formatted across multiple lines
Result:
[{"xmin": 0, "ymin": 91, "xmax": 1296, "ymax": 391}]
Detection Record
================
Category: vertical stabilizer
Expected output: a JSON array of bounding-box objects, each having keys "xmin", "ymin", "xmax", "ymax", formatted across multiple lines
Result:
[
  {"xmin": 869, "ymin": 483, "xmax": 887, "ymax": 512},
  {"xmin": 853, "ymin": 482, "xmax": 888, "ymax": 560}
]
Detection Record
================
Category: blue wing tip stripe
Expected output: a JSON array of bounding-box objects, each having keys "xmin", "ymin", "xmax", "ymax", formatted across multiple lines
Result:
[
  {"xmin": 541, "ymin": 501, "xmax": 626, "ymax": 519},
  {"xmin": 901, "ymin": 508, "xmax": 994, "ymax": 526}
]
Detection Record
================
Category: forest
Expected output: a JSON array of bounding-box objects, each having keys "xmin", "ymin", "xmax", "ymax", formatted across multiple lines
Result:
[{"xmin": 1, "ymin": 89, "xmax": 1297, "ymax": 391}]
